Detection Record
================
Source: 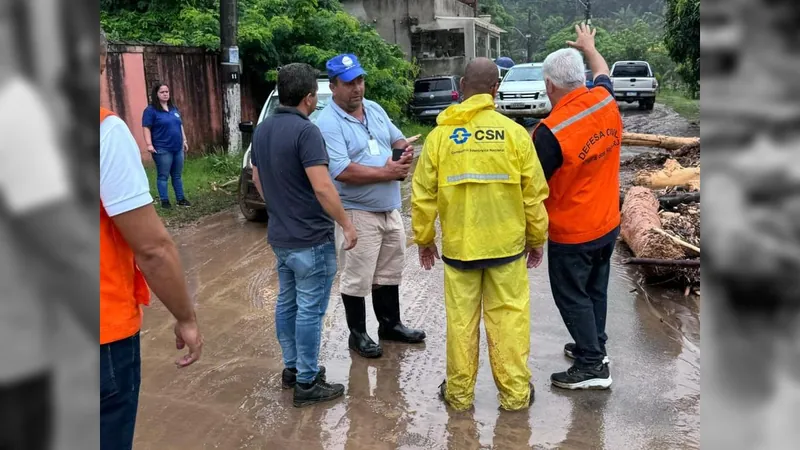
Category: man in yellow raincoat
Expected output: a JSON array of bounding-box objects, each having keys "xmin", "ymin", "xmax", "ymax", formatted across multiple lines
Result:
[{"xmin": 411, "ymin": 57, "xmax": 550, "ymax": 411}]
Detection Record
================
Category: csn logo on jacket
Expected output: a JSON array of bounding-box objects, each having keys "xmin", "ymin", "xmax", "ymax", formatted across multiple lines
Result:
[{"xmin": 449, "ymin": 127, "xmax": 505, "ymax": 145}]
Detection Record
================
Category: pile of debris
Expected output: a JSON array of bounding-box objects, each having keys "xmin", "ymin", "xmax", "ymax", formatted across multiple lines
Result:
[{"xmin": 619, "ymin": 133, "xmax": 701, "ymax": 289}]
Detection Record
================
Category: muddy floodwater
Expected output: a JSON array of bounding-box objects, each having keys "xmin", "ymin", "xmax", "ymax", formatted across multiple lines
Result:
[{"xmin": 132, "ymin": 105, "xmax": 700, "ymax": 449}]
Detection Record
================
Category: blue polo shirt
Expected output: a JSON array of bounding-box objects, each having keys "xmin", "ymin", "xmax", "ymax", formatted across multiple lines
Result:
[
  {"xmin": 316, "ymin": 99, "xmax": 406, "ymax": 212},
  {"xmin": 142, "ymin": 105, "xmax": 184, "ymax": 152}
]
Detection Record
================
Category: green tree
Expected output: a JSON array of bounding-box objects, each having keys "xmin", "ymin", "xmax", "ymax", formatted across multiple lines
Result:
[
  {"xmin": 100, "ymin": 0, "xmax": 417, "ymax": 119},
  {"xmin": 477, "ymin": 0, "xmax": 515, "ymax": 56},
  {"xmin": 664, "ymin": 0, "xmax": 700, "ymax": 96},
  {"xmin": 535, "ymin": 19, "xmax": 678, "ymax": 88}
]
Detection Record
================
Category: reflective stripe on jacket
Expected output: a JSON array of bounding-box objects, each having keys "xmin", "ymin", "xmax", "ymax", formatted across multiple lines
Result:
[
  {"xmin": 535, "ymin": 86, "xmax": 623, "ymax": 244},
  {"xmin": 100, "ymin": 107, "xmax": 150, "ymax": 345},
  {"xmin": 412, "ymin": 94, "xmax": 549, "ymax": 261}
]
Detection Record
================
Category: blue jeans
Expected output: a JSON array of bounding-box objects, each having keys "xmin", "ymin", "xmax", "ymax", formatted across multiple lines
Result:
[
  {"xmin": 100, "ymin": 332, "xmax": 141, "ymax": 450},
  {"xmin": 152, "ymin": 149, "xmax": 185, "ymax": 202},
  {"xmin": 272, "ymin": 241, "xmax": 337, "ymax": 384}
]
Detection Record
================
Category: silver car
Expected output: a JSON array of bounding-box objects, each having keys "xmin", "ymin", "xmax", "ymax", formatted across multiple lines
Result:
[{"xmin": 495, "ymin": 63, "xmax": 552, "ymax": 120}]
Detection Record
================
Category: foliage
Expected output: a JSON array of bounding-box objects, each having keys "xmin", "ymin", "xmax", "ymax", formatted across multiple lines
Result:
[
  {"xmin": 494, "ymin": 1, "xmax": 697, "ymax": 91},
  {"xmin": 534, "ymin": 16, "xmax": 683, "ymax": 90},
  {"xmin": 144, "ymin": 150, "xmax": 242, "ymax": 227},
  {"xmin": 101, "ymin": 0, "xmax": 417, "ymax": 119},
  {"xmin": 477, "ymin": 0, "xmax": 515, "ymax": 55},
  {"xmin": 657, "ymin": 88, "xmax": 699, "ymax": 123},
  {"xmin": 664, "ymin": 0, "xmax": 700, "ymax": 96}
]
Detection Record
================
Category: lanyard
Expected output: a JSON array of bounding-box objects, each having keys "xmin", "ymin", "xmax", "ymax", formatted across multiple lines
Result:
[{"xmin": 357, "ymin": 110, "xmax": 373, "ymax": 140}]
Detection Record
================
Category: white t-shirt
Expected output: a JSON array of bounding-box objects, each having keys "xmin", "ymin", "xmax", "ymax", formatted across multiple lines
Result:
[
  {"xmin": 0, "ymin": 77, "xmax": 74, "ymax": 381},
  {"xmin": 99, "ymin": 115, "xmax": 153, "ymax": 216}
]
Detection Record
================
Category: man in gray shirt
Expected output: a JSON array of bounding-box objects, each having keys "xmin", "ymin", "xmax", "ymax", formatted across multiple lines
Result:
[
  {"xmin": 316, "ymin": 54, "xmax": 426, "ymax": 359},
  {"xmin": 251, "ymin": 63, "xmax": 357, "ymax": 407}
]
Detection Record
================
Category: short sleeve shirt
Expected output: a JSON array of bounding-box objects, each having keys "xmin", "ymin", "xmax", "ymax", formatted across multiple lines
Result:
[
  {"xmin": 251, "ymin": 108, "xmax": 334, "ymax": 248},
  {"xmin": 0, "ymin": 78, "xmax": 76, "ymax": 380},
  {"xmin": 100, "ymin": 116, "xmax": 154, "ymax": 217},
  {"xmin": 142, "ymin": 105, "xmax": 184, "ymax": 152},
  {"xmin": 315, "ymin": 99, "xmax": 405, "ymax": 212}
]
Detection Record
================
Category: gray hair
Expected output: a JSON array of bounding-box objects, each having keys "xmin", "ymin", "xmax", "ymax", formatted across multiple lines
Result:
[{"xmin": 542, "ymin": 48, "xmax": 586, "ymax": 90}]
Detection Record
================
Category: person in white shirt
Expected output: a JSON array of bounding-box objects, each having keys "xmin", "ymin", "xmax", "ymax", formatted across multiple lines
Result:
[
  {"xmin": 0, "ymin": 10, "xmax": 97, "ymax": 449},
  {"xmin": 99, "ymin": 27, "xmax": 203, "ymax": 450}
]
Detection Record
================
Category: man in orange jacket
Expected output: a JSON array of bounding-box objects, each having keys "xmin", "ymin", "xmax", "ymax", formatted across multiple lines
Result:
[
  {"xmin": 100, "ymin": 28, "xmax": 203, "ymax": 450},
  {"xmin": 533, "ymin": 24, "xmax": 622, "ymax": 390}
]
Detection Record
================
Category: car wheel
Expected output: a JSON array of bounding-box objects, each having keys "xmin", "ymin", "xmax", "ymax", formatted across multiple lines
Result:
[
  {"xmin": 646, "ymin": 99, "xmax": 655, "ymax": 110},
  {"xmin": 238, "ymin": 174, "xmax": 268, "ymax": 222}
]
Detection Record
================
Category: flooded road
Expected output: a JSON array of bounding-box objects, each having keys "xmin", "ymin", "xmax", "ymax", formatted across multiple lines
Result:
[{"xmin": 132, "ymin": 104, "xmax": 700, "ymax": 449}]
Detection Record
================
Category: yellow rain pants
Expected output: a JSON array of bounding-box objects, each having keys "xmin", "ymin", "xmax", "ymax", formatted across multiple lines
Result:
[{"xmin": 443, "ymin": 256, "xmax": 532, "ymax": 411}]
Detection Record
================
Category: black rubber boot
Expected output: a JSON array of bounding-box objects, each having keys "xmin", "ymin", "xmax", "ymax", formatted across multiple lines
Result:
[
  {"xmin": 372, "ymin": 286, "xmax": 426, "ymax": 343},
  {"xmin": 342, "ymin": 294, "xmax": 383, "ymax": 358}
]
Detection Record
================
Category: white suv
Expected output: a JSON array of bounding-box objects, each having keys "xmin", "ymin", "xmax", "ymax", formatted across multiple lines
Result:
[
  {"xmin": 495, "ymin": 63, "xmax": 552, "ymax": 120},
  {"xmin": 237, "ymin": 79, "xmax": 332, "ymax": 221}
]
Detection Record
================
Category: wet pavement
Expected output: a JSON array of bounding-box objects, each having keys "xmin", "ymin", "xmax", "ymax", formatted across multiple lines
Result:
[{"xmin": 132, "ymin": 105, "xmax": 700, "ymax": 449}]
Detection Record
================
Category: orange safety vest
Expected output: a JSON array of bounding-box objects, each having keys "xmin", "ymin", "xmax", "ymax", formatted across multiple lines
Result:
[
  {"xmin": 535, "ymin": 86, "xmax": 623, "ymax": 244},
  {"xmin": 100, "ymin": 108, "xmax": 151, "ymax": 345}
]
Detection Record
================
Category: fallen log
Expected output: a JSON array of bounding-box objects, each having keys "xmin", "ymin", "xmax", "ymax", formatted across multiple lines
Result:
[
  {"xmin": 634, "ymin": 159, "xmax": 700, "ymax": 190},
  {"xmin": 623, "ymin": 257, "xmax": 701, "ymax": 267},
  {"xmin": 622, "ymin": 132, "xmax": 699, "ymax": 150},
  {"xmin": 619, "ymin": 191, "xmax": 700, "ymax": 210},
  {"xmin": 621, "ymin": 187, "xmax": 685, "ymax": 261},
  {"xmin": 659, "ymin": 191, "xmax": 700, "ymax": 209}
]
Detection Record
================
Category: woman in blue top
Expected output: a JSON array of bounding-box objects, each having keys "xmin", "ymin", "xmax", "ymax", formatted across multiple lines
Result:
[{"xmin": 142, "ymin": 83, "xmax": 191, "ymax": 208}]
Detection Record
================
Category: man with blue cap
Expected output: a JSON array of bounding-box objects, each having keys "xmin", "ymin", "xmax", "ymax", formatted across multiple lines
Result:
[{"xmin": 316, "ymin": 54, "xmax": 426, "ymax": 359}]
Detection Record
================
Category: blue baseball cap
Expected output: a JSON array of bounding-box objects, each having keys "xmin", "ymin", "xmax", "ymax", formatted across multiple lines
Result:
[{"xmin": 326, "ymin": 54, "xmax": 367, "ymax": 82}]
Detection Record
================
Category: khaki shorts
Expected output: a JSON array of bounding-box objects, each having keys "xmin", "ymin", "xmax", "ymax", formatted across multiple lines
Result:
[{"xmin": 335, "ymin": 209, "xmax": 406, "ymax": 297}]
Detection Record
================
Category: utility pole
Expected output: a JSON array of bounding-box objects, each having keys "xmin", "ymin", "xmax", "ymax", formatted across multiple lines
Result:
[
  {"xmin": 585, "ymin": 0, "xmax": 592, "ymax": 25},
  {"xmin": 527, "ymin": 9, "xmax": 533, "ymax": 63},
  {"xmin": 220, "ymin": 0, "xmax": 242, "ymax": 154}
]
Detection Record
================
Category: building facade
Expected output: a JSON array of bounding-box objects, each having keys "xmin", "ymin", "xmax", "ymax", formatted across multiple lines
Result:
[{"xmin": 342, "ymin": 0, "xmax": 504, "ymax": 77}]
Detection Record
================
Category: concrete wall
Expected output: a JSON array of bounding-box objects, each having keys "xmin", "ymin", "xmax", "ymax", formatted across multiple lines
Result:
[
  {"xmin": 419, "ymin": 56, "xmax": 467, "ymax": 77},
  {"xmin": 100, "ymin": 43, "xmax": 260, "ymax": 160},
  {"xmin": 101, "ymin": 50, "xmax": 151, "ymax": 160},
  {"xmin": 435, "ymin": 0, "xmax": 475, "ymax": 17},
  {"xmin": 342, "ymin": 0, "xmax": 474, "ymax": 59}
]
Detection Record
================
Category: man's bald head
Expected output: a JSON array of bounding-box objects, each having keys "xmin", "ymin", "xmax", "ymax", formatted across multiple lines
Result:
[{"xmin": 461, "ymin": 57, "xmax": 500, "ymax": 98}]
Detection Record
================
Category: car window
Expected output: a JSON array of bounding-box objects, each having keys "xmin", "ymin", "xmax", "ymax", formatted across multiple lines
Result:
[
  {"xmin": 505, "ymin": 67, "xmax": 543, "ymax": 82},
  {"xmin": 612, "ymin": 64, "xmax": 650, "ymax": 77},
  {"xmin": 415, "ymin": 79, "xmax": 453, "ymax": 92},
  {"xmin": 260, "ymin": 94, "xmax": 332, "ymax": 123}
]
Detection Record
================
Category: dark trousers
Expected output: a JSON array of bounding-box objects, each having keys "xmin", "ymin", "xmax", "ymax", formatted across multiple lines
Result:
[
  {"xmin": 0, "ymin": 372, "xmax": 52, "ymax": 450},
  {"xmin": 548, "ymin": 240, "xmax": 615, "ymax": 368},
  {"xmin": 100, "ymin": 332, "xmax": 142, "ymax": 450}
]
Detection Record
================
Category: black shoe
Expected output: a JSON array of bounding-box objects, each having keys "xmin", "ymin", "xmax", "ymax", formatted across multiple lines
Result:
[
  {"xmin": 161, "ymin": 200, "xmax": 171, "ymax": 209},
  {"xmin": 177, "ymin": 199, "xmax": 192, "ymax": 207},
  {"xmin": 292, "ymin": 379, "xmax": 345, "ymax": 408},
  {"xmin": 342, "ymin": 295, "xmax": 383, "ymax": 358},
  {"xmin": 564, "ymin": 343, "xmax": 610, "ymax": 365},
  {"xmin": 372, "ymin": 286, "xmax": 426, "ymax": 343},
  {"xmin": 551, "ymin": 363, "xmax": 613, "ymax": 390},
  {"xmin": 281, "ymin": 366, "xmax": 327, "ymax": 389}
]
